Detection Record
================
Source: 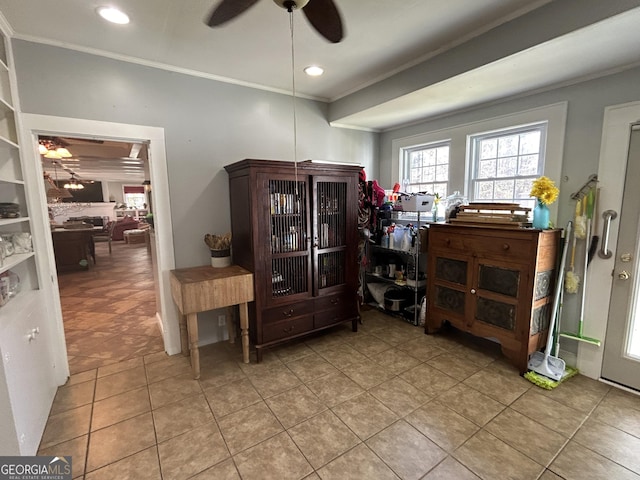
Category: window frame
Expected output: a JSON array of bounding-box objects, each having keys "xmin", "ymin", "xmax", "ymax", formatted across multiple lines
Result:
[
  {"xmin": 468, "ymin": 122, "xmax": 548, "ymax": 208},
  {"xmin": 402, "ymin": 140, "xmax": 451, "ymax": 198}
]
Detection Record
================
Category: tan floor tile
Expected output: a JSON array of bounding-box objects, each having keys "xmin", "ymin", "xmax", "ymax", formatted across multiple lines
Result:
[
  {"xmin": 94, "ymin": 365, "xmax": 148, "ymax": 401},
  {"xmin": 405, "ymin": 401, "xmax": 479, "ymax": 453},
  {"xmin": 148, "ymin": 372, "xmax": 202, "ymax": 409},
  {"xmin": 484, "ymin": 407, "xmax": 567, "ymax": 466},
  {"xmin": 332, "ymin": 392, "xmax": 398, "ymax": 440},
  {"xmin": 340, "ymin": 360, "xmax": 396, "ymax": 390},
  {"xmin": 40, "ymin": 404, "xmax": 92, "ymax": 450},
  {"xmin": 217, "ymin": 401, "xmax": 283, "ymax": 454},
  {"xmin": 451, "ymin": 342, "xmax": 499, "ymax": 367},
  {"xmin": 435, "ymin": 383, "xmax": 504, "ymax": 427},
  {"xmin": 603, "ymin": 387, "xmax": 640, "ymax": 412},
  {"xmin": 367, "ymin": 420, "xmax": 447, "ymax": 480},
  {"xmin": 86, "ymin": 412, "xmax": 156, "ymax": 472},
  {"xmin": 234, "ymin": 432, "xmax": 313, "ymax": 480},
  {"xmin": 246, "ymin": 364, "xmax": 301, "ymax": 398},
  {"xmin": 591, "ymin": 392, "xmax": 640, "ymax": 438},
  {"xmin": 144, "ymin": 351, "xmax": 170, "ymax": 365},
  {"xmin": 265, "ymin": 384, "xmax": 327, "ymax": 429},
  {"xmin": 454, "ymin": 430, "xmax": 544, "ymax": 480},
  {"xmin": 38, "ymin": 434, "xmax": 88, "ymax": 479},
  {"xmin": 369, "ymin": 377, "xmax": 430, "ymax": 417},
  {"xmin": 272, "ymin": 341, "xmax": 315, "ymax": 363},
  {"xmin": 423, "ymin": 456, "xmax": 480, "ymax": 479},
  {"xmin": 370, "ymin": 326, "xmax": 418, "ymax": 346},
  {"xmin": 550, "ymin": 440, "xmax": 640, "ymax": 480},
  {"xmin": 97, "ymin": 356, "xmax": 143, "ymax": 378},
  {"xmin": 158, "ymin": 422, "xmax": 229, "ymax": 480},
  {"xmin": 152, "ymin": 394, "xmax": 214, "ymax": 443},
  {"xmin": 66, "ymin": 369, "xmax": 97, "ymax": 386},
  {"xmin": 400, "ymin": 363, "xmax": 459, "ymax": 398},
  {"xmin": 91, "ymin": 385, "xmax": 151, "ymax": 431},
  {"xmin": 306, "ymin": 372, "xmax": 364, "ymax": 407},
  {"xmin": 426, "ymin": 353, "xmax": 482, "ymax": 381},
  {"xmin": 289, "ymin": 410, "xmax": 360, "ymax": 469},
  {"xmin": 397, "ymin": 337, "xmax": 446, "ymax": 362},
  {"xmin": 537, "ymin": 374, "xmax": 610, "ymax": 413},
  {"xmin": 344, "ymin": 333, "xmax": 393, "ymax": 357},
  {"xmin": 50, "ymin": 380, "xmax": 96, "ymax": 415},
  {"xmin": 84, "ymin": 446, "xmax": 161, "ymax": 480},
  {"xmin": 199, "ymin": 360, "xmax": 248, "ymax": 388},
  {"xmin": 316, "ymin": 443, "xmax": 399, "ymax": 480},
  {"xmin": 573, "ymin": 418, "xmax": 640, "ymax": 474},
  {"xmin": 511, "ymin": 390, "xmax": 587, "ymax": 437},
  {"xmin": 317, "ymin": 343, "xmax": 369, "ymax": 368},
  {"xmin": 69, "ymin": 356, "xmax": 120, "ymax": 376},
  {"xmin": 463, "ymin": 367, "xmax": 531, "ymax": 405},
  {"xmin": 538, "ymin": 470, "xmax": 563, "ymax": 480},
  {"xmin": 145, "ymin": 354, "xmax": 192, "ymax": 383},
  {"xmin": 203, "ymin": 377, "xmax": 262, "ymax": 418},
  {"xmin": 189, "ymin": 459, "xmax": 240, "ymax": 480},
  {"xmin": 285, "ymin": 353, "xmax": 340, "ymax": 383},
  {"xmin": 373, "ymin": 348, "xmax": 422, "ymax": 375}
]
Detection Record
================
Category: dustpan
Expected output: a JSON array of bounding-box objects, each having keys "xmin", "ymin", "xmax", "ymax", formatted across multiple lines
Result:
[{"xmin": 528, "ymin": 221, "xmax": 572, "ymax": 381}]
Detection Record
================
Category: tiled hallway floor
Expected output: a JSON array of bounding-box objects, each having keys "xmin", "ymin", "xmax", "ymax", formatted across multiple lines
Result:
[{"xmin": 40, "ymin": 242, "xmax": 640, "ymax": 479}]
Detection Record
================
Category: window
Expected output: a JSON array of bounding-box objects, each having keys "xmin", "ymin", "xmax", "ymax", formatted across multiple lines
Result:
[
  {"xmin": 469, "ymin": 123, "xmax": 546, "ymax": 209},
  {"xmin": 123, "ymin": 185, "xmax": 146, "ymax": 209},
  {"xmin": 403, "ymin": 142, "xmax": 450, "ymax": 198}
]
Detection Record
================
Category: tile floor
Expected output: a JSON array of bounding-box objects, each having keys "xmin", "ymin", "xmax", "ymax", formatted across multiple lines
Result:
[{"xmin": 40, "ymin": 241, "xmax": 640, "ymax": 479}]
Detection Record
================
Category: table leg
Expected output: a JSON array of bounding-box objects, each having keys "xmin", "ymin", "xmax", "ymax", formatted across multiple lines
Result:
[
  {"xmin": 226, "ymin": 305, "xmax": 235, "ymax": 344},
  {"xmin": 187, "ymin": 313, "xmax": 200, "ymax": 379},
  {"xmin": 179, "ymin": 314, "xmax": 189, "ymax": 357},
  {"xmin": 239, "ymin": 302, "xmax": 250, "ymax": 364}
]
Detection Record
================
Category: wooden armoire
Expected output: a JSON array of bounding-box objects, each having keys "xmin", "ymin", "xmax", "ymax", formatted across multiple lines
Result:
[{"xmin": 224, "ymin": 159, "xmax": 361, "ymax": 361}]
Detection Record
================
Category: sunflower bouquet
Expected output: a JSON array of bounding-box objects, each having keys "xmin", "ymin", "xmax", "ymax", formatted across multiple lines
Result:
[{"xmin": 530, "ymin": 176, "xmax": 559, "ymax": 205}]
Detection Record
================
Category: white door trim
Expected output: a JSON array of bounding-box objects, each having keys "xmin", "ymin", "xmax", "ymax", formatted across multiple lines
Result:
[
  {"xmin": 19, "ymin": 114, "xmax": 181, "ymax": 372},
  {"xmin": 578, "ymin": 101, "xmax": 640, "ymax": 379}
]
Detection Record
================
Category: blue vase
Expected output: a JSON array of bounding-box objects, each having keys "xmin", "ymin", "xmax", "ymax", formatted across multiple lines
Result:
[{"xmin": 532, "ymin": 200, "xmax": 550, "ymax": 229}]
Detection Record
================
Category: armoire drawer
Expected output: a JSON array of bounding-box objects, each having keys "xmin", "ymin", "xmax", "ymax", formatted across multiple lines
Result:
[
  {"xmin": 262, "ymin": 316, "xmax": 314, "ymax": 343},
  {"xmin": 315, "ymin": 292, "xmax": 355, "ymax": 312},
  {"xmin": 263, "ymin": 300, "xmax": 314, "ymax": 324},
  {"xmin": 314, "ymin": 307, "xmax": 355, "ymax": 329}
]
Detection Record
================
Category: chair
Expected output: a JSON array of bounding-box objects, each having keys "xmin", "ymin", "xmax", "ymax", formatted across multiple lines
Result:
[{"xmin": 93, "ymin": 220, "xmax": 115, "ymax": 254}]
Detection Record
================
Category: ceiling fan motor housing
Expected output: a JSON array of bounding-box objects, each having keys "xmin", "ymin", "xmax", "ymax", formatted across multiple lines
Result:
[{"xmin": 274, "ymin": 0, "xmax": 310, "ymax": 11}]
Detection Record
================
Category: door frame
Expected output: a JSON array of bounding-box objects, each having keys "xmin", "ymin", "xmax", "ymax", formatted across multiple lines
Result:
[
  {"xmin": 579, "ymin": 101, "xmax": 640, "ymax": 379},
  {"xmin": 19, "ymin": 114, "xmax": 181, "ymax": 380}
]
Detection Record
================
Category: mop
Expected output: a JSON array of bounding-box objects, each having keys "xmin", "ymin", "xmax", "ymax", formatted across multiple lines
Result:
[
  {"xmin": 564, "ymin": 200, "xmax": 580, "ymax": 294},
  {"xmin": 559, "ymin": 189, "xmax": 602, "ymax": 346},
  {"xmin": 526, "ymin": 221, "xmax": 572, "ymax": 382}
]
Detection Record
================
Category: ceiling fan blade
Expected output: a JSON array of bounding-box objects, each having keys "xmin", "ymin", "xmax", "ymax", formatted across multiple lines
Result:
[
  {"xmin": 302, "ymin": 0, "xmax": 344, "ymax": 43},
  {"xmin": 206, "ymin": 0, "xmax": 261, "ymax": 27}
]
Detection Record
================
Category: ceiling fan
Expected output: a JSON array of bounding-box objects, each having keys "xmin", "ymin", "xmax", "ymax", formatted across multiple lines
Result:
[{"xmin": 206, "ymin": 0, "xmax": 344, "ymax": 43}]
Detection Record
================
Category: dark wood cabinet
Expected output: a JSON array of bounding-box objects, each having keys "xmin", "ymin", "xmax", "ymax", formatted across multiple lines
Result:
[
  {"xmin": 425, "ymin": 224, "xmax": 560, "ymax": 374},
  {"xmin": 225, "ymin": 159, "xmax": 361, "ymax": 361}
]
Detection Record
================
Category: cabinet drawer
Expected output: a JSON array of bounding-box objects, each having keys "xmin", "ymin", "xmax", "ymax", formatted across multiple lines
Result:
[
  {"xmin": 315, "ymin": 292, "xmax": 355, "ymax": 312},
  {"xmin": 431, "ymin": 233, "xmax": 532, "ymax": 260},
  {"xmin": 314, "ymin": 307, "xmax": 356, "ymax": 329},
  {"xmin": 263, "ymin": 300, "xmax": 314, "ymax": 324},
  {"xmin": 262, "ymin": 316, "xmax": 314, "ymax": 343}
]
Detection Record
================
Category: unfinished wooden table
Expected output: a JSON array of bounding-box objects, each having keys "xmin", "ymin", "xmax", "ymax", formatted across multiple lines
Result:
[{"xmin": 170, "ymin": 265, "xmax": 254, "ymax": 379}]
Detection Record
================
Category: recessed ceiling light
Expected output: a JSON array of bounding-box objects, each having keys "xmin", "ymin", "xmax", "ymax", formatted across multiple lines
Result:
[
  {"xmin": 96, "ymin": 7, "xmax": 130, "ymax": 25},
  {"xmin": 304, "ymin": 65, "xmax": 324, "ymax": 77}
]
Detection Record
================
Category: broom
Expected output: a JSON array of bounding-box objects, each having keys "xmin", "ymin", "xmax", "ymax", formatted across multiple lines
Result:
[{"xmin": 565, "ymin": 200, "xmax": 580, "ymax": 294}]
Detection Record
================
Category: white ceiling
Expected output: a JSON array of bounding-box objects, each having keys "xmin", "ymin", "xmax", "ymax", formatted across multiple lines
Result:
[{"xmin": 2, "ymin": 0, "xmax": 640, "ymax": 179}]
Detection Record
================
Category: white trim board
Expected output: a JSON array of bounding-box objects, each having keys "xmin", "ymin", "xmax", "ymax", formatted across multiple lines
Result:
[{"xmin": 19, "ymin": 114, "xmax": 181, "ymax": 362}]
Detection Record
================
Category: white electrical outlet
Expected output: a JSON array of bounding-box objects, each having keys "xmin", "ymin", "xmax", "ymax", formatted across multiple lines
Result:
[{"xmin": 218, "ymin": 315, "xmax": 226, "ymax": 326}]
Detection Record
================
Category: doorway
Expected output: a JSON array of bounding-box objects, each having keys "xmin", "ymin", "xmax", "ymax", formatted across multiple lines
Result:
[
  {"xmin": 601, "ymin": 126, "xmax": 640, "ymax": 391},
  {"xmin": 20, "ymin": 114, "xmax": 181, "ymax": 380},
  {"xmin": 580, "ymin": 100, "xmax": 640, "ymax": 386}
]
